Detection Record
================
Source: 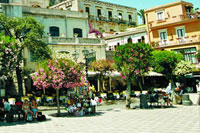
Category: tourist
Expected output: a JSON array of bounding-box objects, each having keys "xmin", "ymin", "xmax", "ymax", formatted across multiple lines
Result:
[
  {"xmin": 22, "ymin": 100, "xmax": 33, "ymax": 120},
  {"xmin": 30, "ymin": 99, "xmax": 38, "ymax": 118},
  {"xmin": 2, "ymin": 98, "xmax": 11, "ymax": 112}
]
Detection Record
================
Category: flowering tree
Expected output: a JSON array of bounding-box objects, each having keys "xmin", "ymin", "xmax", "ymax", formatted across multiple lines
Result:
[
  {"xmin": 152, "ymin": 50, "xmax": 183, "ymax": 104},
  {"xmin": 32, "ymin": 58, "xmax": 84, "ymax": 115},
  {"xmin": 174, "ymin": 60, "xmax": 196, "ymax": 84},
  {"xmin": 90, "ymin": 59, "xmax": 115, "ymax": 92},
  {"xmin": 114, "ymin": 43, "xmax": 153, "ymax": 108},
  {"xmin": 0, "ymin": 14, "xmax": 51, "ymax": 96}
]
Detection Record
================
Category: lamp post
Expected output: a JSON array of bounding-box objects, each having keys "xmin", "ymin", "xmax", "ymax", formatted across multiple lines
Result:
[
  {"xmin": 82, "ymin": 47, "xmax": 96, "ymax": 80},
  {"xmin": 72, "ymin": 50, "xmax": 79, "ymax": 62}
]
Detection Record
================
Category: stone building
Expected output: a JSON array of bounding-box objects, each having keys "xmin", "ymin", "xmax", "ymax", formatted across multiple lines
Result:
[{"xmin": 50, "ymin": 0, "xmax": 137, "ymax": 34}]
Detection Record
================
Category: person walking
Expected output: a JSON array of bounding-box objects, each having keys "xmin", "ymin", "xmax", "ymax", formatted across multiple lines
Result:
[{"xmin": 196, "ymin": 80, "xmax": 200, "ymax": 105}]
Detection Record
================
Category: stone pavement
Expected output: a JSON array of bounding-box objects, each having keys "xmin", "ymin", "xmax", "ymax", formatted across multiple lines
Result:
[{"xmin": 0, "ymin": 104, "xmax": 199, "ymax": 133}]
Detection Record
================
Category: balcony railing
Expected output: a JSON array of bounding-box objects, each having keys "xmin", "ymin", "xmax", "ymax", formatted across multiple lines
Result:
[
  {"xmin": 43, "ymin": 37, "xmax": 101, "ymax": 44},
  {"xmin": 153, "ymin": 35, "xmax": 200, "ymax": 48},
  {"xmin": 128, "ymin": 21, "xmax": 136, "ymax": 26},
  {"xmin": 118, "ymin": 19, "xmax": 127, "ymax": 24}
]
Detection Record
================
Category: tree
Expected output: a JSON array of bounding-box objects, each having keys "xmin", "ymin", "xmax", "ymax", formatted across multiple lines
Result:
[
  {"xmin": 32, "ymin": 58, "xmax": 84, "ymax": 115},
  {"xmin": 90, "ymin": 59, "xmax": 115, "ymax": 92},
  {"xmin": 195, "ymin": 50, "xmax": 200, "ymax": 62},
  {"xmin": 0, "ymin": 14, "xmax": 51, "ymax": 96},
  {"xmin": 174, "ymin": 60, "xmax": 196, "ymax": 84},
  {"xmin": 138, "ymin": 9, "xmax": 145, "ymax": 24},
  {"xmin": 151, "ymin": 50, "xmax": 183, "ymax": 104},
  {"xmin": 114, "ymin": 43, "xmax": 153, "ymax": 108}
]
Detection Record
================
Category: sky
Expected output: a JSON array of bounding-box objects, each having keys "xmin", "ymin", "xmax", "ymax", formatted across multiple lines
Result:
[{"xmin": 100, "ymin": 0, "xmax": 200, "ymax": 24}]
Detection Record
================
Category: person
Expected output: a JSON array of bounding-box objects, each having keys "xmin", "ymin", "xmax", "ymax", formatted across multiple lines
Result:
[
  {"xmin": 30, "ymin": 99, "xmax": 38, "ymax": 118},
  {"xmin": 179, "ymin": 83, "xmax": 186, "ymax": 96},
  {"xmin": 2, "ymin": 98, "xmax": 11, "ymax": 112},
  {"xmin": 196, "ymin": 80, "xmax": 200, "ymax": 105},
  {"xmin": 165, "ymin": 83, "xmax": 172, "ymax": 96},
  {"xmin": 22, "ymin": 100, "xmax": 33, "ymax": 120},
  {"xmin": 0, "ymin": 98, "xmax": 10, "ymax": 120}
]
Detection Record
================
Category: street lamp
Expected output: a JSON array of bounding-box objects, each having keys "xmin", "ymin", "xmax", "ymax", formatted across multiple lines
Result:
[
  {"xmin": 82, "ymin": 47, "xmax": 96, "ymax": 80},
  {"xmin": 72, "ymin": 50, "xmax": 79, "ymax": 62}
]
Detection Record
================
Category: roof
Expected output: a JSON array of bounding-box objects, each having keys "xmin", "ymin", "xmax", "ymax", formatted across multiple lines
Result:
[
  {"xmin": 145, "ymin": 0, "xmax": 193, "ymax": 13},
  {"xmin": 104, "ymin": 27, "xmax": 147, "ymax": 40}
]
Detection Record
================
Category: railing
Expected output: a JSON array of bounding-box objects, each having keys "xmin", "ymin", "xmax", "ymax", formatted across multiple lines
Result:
[
  {"xmin": 118, "ymin": 19, "xmax": 127, "ymax": 24},
  {"xmin": 128, "ymin": 21, "xmax": 136, "ymax": 26},
  {"xmin": 22, "ymin": 6, "xmax": 88, "ymax": 18},
  {"xmin": 153, "ymin": 35, "xmax": 200, "ymax": 48},
  {"xmin": 43, "ymin": 37, "xmax": 101, "ymax": 44}
]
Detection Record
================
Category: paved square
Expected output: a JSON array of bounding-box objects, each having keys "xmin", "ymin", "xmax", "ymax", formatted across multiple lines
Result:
[{"xmin": 0, "ymin": 104, "xmax": 199, "ymax": 133}]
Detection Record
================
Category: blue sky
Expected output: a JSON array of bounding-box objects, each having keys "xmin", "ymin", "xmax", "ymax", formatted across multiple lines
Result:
[{"xmin": 100, "ymin": 0, "xmax": 200, "ymax": 24}]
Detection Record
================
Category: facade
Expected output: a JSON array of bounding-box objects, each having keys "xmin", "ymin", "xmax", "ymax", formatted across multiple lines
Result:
[
  {"xmin": 104, "ymin": 26, "xmax": 148, "ymax": 52},
  {"xmin": 50, "ymin": 0, "xmax": 137, "ymax": 34},
  {"xmin": 0, "ymin": 1, "xmax": 106, "ymax": 70},
  {"xmin": 145, "ymin": 0, "xmax": 200, "ymax": 64}
]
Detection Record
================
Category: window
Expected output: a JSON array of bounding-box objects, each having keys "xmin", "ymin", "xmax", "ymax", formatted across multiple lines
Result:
[
  {"xmin": 174, "ymin": 47, "xmax": 197, "ymax": 63},
  {"xmin": 158, "ymin": 29, "xmax": 167, "ymax": 41},
  {"xmin": 128, "ymin": 15, "xmax": 132, "ymax": 22},
  {"xmin": 160, "ymin": 32, "xmax": 167, "ymax": 40},
  {"xmin": 128, "ymin": 38, "xmax": 132, "ymax": 43},
  {"xmin": 176, "ymin": 26, "xmax": 185, "ymax": 38},
  {"xmin": 85, "ymin": 7, "xmax": 90, "ymax": 15},
  {"xmin": 73, "ymin": 28, "xmax": 82, "ymax": 37},
  {"xmin": 108, "ymin": 11, "xmax": 112, "ymax": 19},
  {"xmin": 117, "ymin": 42, "xmax": 120, "ymax": 47},
  {"xmin": 118, "ymin": 13, "xmax": 123, "ymax": 20},
  {"xmin": 157, "ymin": 11, "xmax": 164, "ymax": 20},
  {"xmin": 50, "ymin": 26, "xmax": 59, "ymax": 37},
  {"xmin": 97, "ymin": 9, "xmax": 101, "ymax": 17},
  {"xmin": 158, "ymin": 29, "xmax": 168, "ymax": 45},
  {"xmin": 141, "ymin": 36, "xmax": 145, "ymax": 43}
]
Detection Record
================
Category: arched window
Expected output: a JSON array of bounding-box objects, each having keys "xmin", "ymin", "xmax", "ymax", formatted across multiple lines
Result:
[
  {"xmin": 73, "ymin": 28, "xmax": 83, "ymax": 37},
  {"xmin": 127, "ymin": 38, "xmax": 132, "ymax": 43},
  {"xmin": 50, "ymin": 26, "xmax": 59, "ymax": 37}
]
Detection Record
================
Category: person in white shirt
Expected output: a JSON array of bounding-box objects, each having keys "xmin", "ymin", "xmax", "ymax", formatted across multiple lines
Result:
[{"xmin": 196, "ymin": 80, "xmax": 200, "ymax": 105}]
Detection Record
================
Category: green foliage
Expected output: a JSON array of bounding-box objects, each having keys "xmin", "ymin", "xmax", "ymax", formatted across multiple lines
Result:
[
  {"xmin": 195, "ymin": 50, "xmax": 200, "ymax": 62},
  {"xmin": 0, "ymin": 14, "xmax": 51, "ymax": 63},
  {"xmin": 114, "ymin": 43, "xmax": 153, "ymax": 80},
  {"xmin": 152, "ymin": 50, "xmax": 183, "ymax": 76},
  {"xmin": 174, "ymin": 60, "xmax": 196, "ymax": 76},
  {"xmin": 0, "ymin": 33, "xmax": 17, "ymax": 77}
]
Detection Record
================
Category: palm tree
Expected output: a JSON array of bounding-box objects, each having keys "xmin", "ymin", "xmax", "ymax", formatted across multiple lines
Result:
[{"xmin": 138, "ymin": 9, "xmax": 145, "ymax": 24}]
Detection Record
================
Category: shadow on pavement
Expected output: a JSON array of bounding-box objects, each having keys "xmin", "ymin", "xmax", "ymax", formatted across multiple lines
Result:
[
  {"xmin": 0, "ymin": 118, "xmax": 51, "ymax": 127},
  {"xmin": 49, "ymin": 111, "xmax": 104, "ymax": 118}
]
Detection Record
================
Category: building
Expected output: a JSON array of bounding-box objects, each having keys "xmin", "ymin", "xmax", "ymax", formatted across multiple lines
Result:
[
  {"xmin": 105, "ymin": 26, "xmax": 148, "ymax": 52},
  {"xmin": 145, "ymin": 0, "xmax": 200, "ymax": 64},
  {"xmin": 50, "ymin": 0, "xmax": 137, "ymax": 34},
  {"xmin": 0, "ymin": 0, "xmax": 106, "ymax": 70}
]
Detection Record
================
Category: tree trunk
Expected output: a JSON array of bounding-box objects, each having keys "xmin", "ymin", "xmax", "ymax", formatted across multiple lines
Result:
[
  {"xmin": 109, "ymin": 76, "xmax": 112, "ymax": 91},
  {"xmin": 16, "ymin": 66, "xmax": 23, "ymax": 96},
  {"xmin": 97, "ymin": 76, "xmax": 100, "ymax": 92},
  {"xmin": 56, "ymin": 89, "xmax": 60, "ymax": 116},
  {"xmin": 138, "ymin": 77, "xmax": 143, "ymax": 93},
  {"xmin": 126, "ymin": 79, "xmax": 131, "ymax": 109}
]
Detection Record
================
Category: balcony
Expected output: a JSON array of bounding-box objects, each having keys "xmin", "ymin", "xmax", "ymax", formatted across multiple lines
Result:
[
  {"xmin": 43, "ymin": 37, "xmax": 101, "ymax": 44},
  {"xmin": 153, "ymin": 35, "xmax": 200, "ymax": 49},
  {"xmin": 151, "ymin": 12, "xmax": 200, "ymax": 30},
  {"xmin": 96, "ymin": 16, "xmax": 107, "ymax": 22},
  {"xmin": 118, "ymin": 19, "xmax": 127, "ymax": 24},
  {"xmin": 128, "ymin": 21, "xmax": 136, "ymax": 26},
  {"xmin": 22, "ymin": 6, "xmax": 88, "ymax": 18}
]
